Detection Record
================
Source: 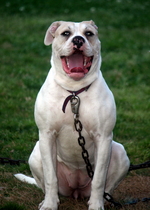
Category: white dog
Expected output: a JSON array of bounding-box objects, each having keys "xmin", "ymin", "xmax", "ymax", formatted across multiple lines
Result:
[{"xmin": 15, "ymin": 20, "xmax": 130, "ymax": 210}]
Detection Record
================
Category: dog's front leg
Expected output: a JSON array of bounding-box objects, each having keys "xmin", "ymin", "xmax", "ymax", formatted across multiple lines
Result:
[
  {"xmin": 39, "ymin": 131, "xmax": 59, "ymax": 210},
  {"xmin": 88, "ymin": 134, "xmax": 112, "ymax": 210}
]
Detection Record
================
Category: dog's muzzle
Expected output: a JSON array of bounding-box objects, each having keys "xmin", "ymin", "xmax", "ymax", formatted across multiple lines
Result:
[{"xmin": 61, "ymin": 36, "xmax": 93, "ymax": 80}]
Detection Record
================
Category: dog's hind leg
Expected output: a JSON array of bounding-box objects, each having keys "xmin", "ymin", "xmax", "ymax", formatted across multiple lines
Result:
[
  {"xmin": 105, "ymin": 141, "xmax": 130, "ymax": 195},
  {"xmin": 28, "ymin": 141, "xmax": 45, "ymax": 192}
]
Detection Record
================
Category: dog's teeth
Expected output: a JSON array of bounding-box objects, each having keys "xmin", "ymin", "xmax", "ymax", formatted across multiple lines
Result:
[
  {"xmin": 66, "ymin": 58, "xmax": 69, "ymax": 67},
  {"xmin": 84, "ymin": 58, "xmax": 87, "ymax": 66}
]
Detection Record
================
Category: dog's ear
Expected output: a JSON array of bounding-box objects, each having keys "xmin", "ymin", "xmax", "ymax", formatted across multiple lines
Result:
[
  {"xmin": 44, "ymin": 21, "xmax": 61, "ymax": 46},
  {"xmin": 89, "ymin": 20, "xmax": 98, "ymax": 30}
]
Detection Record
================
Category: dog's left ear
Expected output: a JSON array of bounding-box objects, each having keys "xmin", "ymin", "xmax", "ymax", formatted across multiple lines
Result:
[
  {"xmin": 89, "ymin": 20, "xmax": 98, "ymax": 31},
  {"xmin": 44, "ymin": 21, "xmax": 61, "ymax": 46}
]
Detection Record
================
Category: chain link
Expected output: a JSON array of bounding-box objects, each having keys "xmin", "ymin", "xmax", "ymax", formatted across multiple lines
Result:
[
  {"xmin": 74, "ymin": 117, "xmax": 94, "ymax": 179},
  {"xmin": 104, "ymin": 192, "xmax": 122, "ymax": 208}
]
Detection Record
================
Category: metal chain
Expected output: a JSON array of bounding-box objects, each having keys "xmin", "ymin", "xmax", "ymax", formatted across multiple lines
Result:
[
  {"xmin": 70, "ymin": 94, "xmax": 121, "ymax": 207},
  {"xmin": 104, "ymin": 192, "xmax": 122, "ymax": 208},
  {"xmin": 74, "ymin": 117, "xmax": 94, "ymax": 179},
  {"xmin": 70, "ymin": 94, "xmax": 94, "ymax": 178},
  {"xmin": 0, "ymin": 157, "xmax": 26, "ymax": 165},
  {"xmin": 74, "ymin": 114, "xmax": 122, "ymax": 207},
  {"xmin": 129, "ymin": 161, "xmax": 150, "ymax": 171}
]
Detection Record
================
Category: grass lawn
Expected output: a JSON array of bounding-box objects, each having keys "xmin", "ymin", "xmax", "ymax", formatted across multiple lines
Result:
[{"xmin": 0, "ymin": 0, "xmax": 150, "ymax": 209}]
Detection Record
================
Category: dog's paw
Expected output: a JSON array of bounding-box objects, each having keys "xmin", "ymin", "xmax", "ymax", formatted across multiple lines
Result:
[
  {"xmin": 88, "ymin": 199, "xmax": 104, "ymax": 210},
  {"xmin": 88, "ymin": 206, "xmax": 104, "ymax": 210},
  {"xmin": 88, "ymin": 208, "xmax": 104, "ymax": 210},
  {"xmin": 38, "ymin": 198, "xmax": 59, "ymax": 210}
]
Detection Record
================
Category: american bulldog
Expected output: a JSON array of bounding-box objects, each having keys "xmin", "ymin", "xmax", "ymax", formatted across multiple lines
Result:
[{"xmin": 15, "ymin": 20, "xmax": 130, "ymax": 210}]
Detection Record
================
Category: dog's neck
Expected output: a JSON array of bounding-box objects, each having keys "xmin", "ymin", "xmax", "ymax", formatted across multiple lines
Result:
[
  {"xmin": 54, "ymin": 72, "xmax": 99, "ymax": 91},
  {"xmin": 62, "ymin": 84, "xmax": 91, "ymax": 113}
]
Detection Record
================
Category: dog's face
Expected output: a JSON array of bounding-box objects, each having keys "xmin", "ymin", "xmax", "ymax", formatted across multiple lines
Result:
[{"xmin": 44, "ymin": 21, "xmax": 101, "ymax": 88}]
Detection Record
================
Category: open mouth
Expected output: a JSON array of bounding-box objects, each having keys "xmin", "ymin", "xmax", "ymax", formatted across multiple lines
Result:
[{"xmin": 61, "ymin": 51, "xmax": 93, "ymax": 80}]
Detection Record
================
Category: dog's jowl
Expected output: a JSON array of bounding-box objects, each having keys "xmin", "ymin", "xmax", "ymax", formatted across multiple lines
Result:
[{"xmin": 15, "ymin": 21, "xmax": 130, "ymax": 210}]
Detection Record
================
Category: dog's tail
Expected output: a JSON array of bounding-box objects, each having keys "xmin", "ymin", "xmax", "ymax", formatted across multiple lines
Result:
[{"xmin": 14, "ymin": 173, "xmax": 37, "ymax": 186}]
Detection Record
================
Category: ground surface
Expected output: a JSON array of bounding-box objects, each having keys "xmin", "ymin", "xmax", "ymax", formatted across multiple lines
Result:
[{"xmin": 0, "ymin": 170, "xmax": 150, "ymax": 210}]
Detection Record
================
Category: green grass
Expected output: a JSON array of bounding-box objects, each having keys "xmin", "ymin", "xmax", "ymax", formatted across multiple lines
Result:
[
  {"xmin": 0, "ymin": 202, "xmax": 26, "ymax": 210},
  {"xmin": 0, "ymin": 0, "xmax": 150, "ymax": 209}
]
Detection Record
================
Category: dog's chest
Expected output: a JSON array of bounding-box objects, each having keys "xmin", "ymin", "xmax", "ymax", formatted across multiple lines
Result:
[{"xmin": 56, "ymin": 121, "xmax": 95, "ymax": 167}]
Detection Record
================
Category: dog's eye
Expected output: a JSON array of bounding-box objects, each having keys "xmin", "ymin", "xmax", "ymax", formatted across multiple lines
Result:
[
  {"xmin": 61, "ymin": 31, "xmax": 71, "ymax": 37},
  {"xmin": 85, "ymin": 31, "xmax": 94, "ymax": 37}
]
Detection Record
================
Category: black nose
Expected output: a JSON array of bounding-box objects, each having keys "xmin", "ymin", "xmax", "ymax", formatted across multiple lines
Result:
[{"xmin": 72, "ymin": 36, "xmax": 85, "ymax": 49}]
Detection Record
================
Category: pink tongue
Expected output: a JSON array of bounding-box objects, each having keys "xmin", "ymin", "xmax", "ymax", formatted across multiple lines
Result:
[{"xmin": 68, "ymin": 54, "xmax": 83, "ymax": 71}]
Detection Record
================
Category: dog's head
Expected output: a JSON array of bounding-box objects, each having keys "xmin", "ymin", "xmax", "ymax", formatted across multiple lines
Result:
[{"xmin": 44, "ymin": 21, "xmax": 101, "ymax": 89}]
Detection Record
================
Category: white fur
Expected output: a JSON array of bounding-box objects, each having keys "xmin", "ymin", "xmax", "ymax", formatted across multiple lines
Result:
[
  {"xmin": 15, "ymin": 21, "xmax": 130, "ymax": 210},
  {"xmin": 14, "ymin": 174, "xmax": 37, "ymax": 186}
]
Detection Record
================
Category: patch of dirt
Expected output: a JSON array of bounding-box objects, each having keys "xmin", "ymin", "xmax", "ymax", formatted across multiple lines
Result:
[
  {"xmin": 0, "ymin": 170, "xmax": 150, "ymax": 210},
  {"xmin": 112, "ymin": 171, "xmax": 150, "ymax": 210}
]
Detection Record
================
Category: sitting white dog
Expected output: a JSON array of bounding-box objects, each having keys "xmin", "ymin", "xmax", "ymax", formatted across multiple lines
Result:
[{"xmin": 15, "ymin": 20, "xmax": 130, "ymax": 210}]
